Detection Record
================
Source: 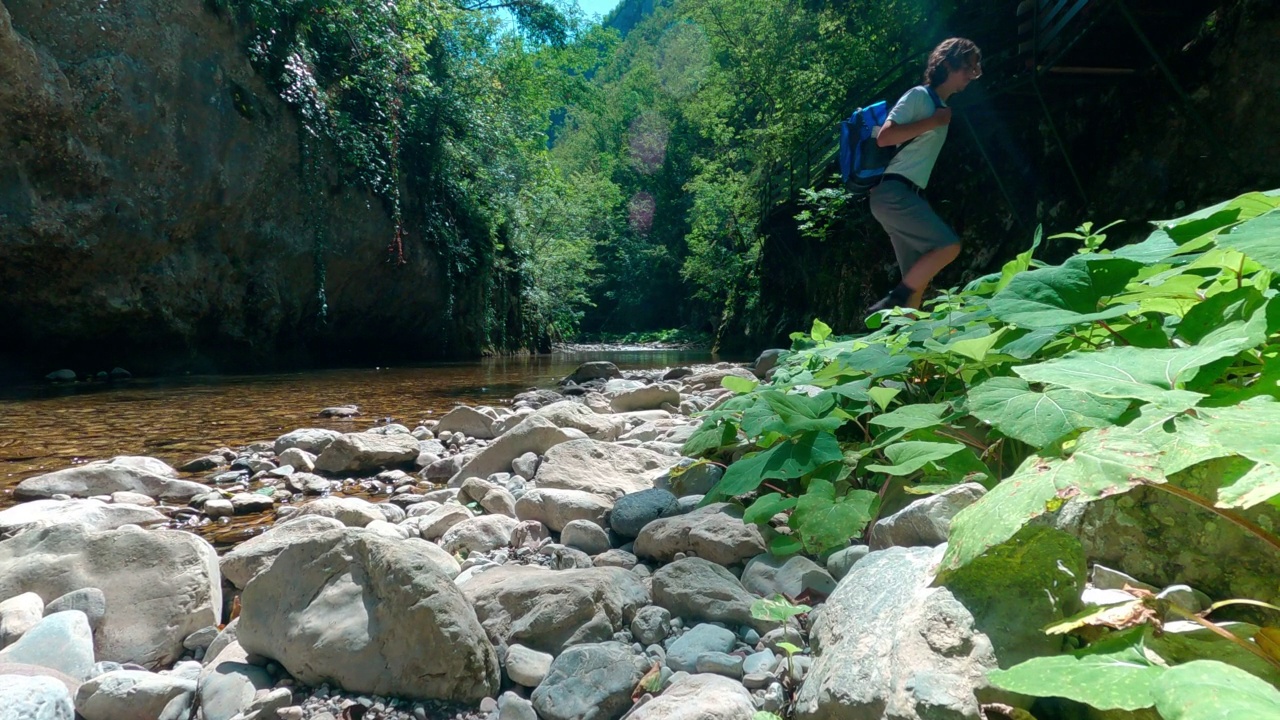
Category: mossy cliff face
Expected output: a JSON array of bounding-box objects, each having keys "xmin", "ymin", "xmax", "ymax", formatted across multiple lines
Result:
[{"xmin": 0, "ymin": 0, "xmax": 493, "ymax": 378}]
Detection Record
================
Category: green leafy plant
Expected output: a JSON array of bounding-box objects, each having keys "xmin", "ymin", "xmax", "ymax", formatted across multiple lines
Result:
[
  {"xmin": 682, "ymin": 189, "xmax": 1280, "ymax": 714},
  {"xmin": 1050, "ymin": 219, "xmax": 1124, "ymax": 254},
  {"xmin": 751, "ymin": 595, "xmax": 812, "ymax": 623}
]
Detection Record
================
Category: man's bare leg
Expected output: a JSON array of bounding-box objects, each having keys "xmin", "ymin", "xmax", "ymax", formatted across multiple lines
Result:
[{"xmin": 903, "ymin": 243, "xmax": 961, "ymax": 308}]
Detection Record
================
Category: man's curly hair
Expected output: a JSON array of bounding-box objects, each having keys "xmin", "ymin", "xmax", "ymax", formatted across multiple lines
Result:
[{"xmin": 925, "ymin": 38, "xmax": 981, "ymax": 87}]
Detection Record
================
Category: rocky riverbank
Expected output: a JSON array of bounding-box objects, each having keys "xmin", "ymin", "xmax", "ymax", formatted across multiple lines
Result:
[{"xmin": 0, "ymin": 357, "xmax": 1232, "ymax": 720}]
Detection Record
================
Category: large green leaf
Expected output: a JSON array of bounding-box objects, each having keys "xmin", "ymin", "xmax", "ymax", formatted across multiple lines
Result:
[
  {"xmin": 743, "ymin": 492, "xmax": 798, "ymax": 524},
  {"xmin": 1014, "ymin": 325, "xmax": 1264, "ymax": 412},
  {"xmin": 1196, "ymin": 397, "xmax": 1280, "ymax": 467},
  {"xmin": 966, "ymin": 377, "xmax": 1130, "ymax": 449},
  {"xmin": 869, "ymin": 403, "xmax": 952, "ymax": 431},
  {"xmin": 1216, "ymin": 461, "xmax": 1280, "ymax": 510},
  {"xmin": 706, "ymin": 431, "xmax": 843, "ymax": 500},
  {"xmin": 1214, "ymin": 208, "xmax": 1280, "ymax": 274},
  {"xmin": 967, "ymin": 225, "xmax": 1044, "ymax": 297},
  {"xmin": 683, "ymin": 420, "xmax": 740, "ymax": 457},
  {"xmin": 939, "ymin": 426, "xmax": 1165, "ymax": 577},
  {"xmin": 741, "ymin": 390, "xmax": 845, "ymax": 437},
  {"xmin": 988, "ymin": 628, "xmax": 1165, "ymax": 711},
  {"xmin": 1177, "ymin": 287, "xmax": 1268, "ymax": 345},
  {"xmin": 1152, "ymin": 660, "xmax": 1280, "ymax": 720},
  {"xmin": 790, "ymin": 479, "xmax": 878, "ymax": 553},
  {"xmin": 988, "ymin": 254, "xmax": 1143, "ymax": 329},
  {"xmin": 866, "ymin": 441, "xmax": 968, "ymax": 476}
]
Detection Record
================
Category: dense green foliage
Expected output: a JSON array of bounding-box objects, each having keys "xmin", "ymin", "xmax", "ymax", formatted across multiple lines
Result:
[
  {"xmin": 683, "ymin": 190, "xmax": 1280, "ymax": 715},
  {"xmin": 216, "ymin": 0, "xmax": 623, "ymax": 344}
]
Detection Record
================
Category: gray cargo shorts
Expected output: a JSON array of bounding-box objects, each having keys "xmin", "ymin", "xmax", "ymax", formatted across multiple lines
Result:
[{"xmin": 869, "ymin": 177, "xmax": 960, "ymax": 276}]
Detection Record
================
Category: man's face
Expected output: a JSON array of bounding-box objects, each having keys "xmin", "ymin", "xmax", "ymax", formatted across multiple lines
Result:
[{"xmin": 955, "ymin": 55, "xmax": 982, "ymax": 90}]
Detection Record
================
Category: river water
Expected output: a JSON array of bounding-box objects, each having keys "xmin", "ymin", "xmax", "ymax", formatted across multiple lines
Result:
[{"xmin": 0, "ymin": 350, "xmax": 730, "ymax": 501}]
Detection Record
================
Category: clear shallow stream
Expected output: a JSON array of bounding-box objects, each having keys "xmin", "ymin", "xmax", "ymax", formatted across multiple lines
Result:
[{"xmin": 0, "ymin": 350, "xmax": 731, "ymax": 504}]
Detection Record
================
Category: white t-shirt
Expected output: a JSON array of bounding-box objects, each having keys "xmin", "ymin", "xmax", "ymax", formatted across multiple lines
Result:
[{"xmin": 883, "ymin": 86, "xmax": 947, "ymax": 189}]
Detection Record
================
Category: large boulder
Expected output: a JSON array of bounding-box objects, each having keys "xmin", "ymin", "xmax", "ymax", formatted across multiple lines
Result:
[
  {"xmin": 461, "ymin": 565, "xmax": 649, "ymax": 655},
  {"xmin": 219, "ymin": 515, "xmax": 346, "ymax": 589},
  {"xmin": 652, "ymin": 558, "xmax": 769, "ymax": 632},
  {"xmin": 449, "ymin": 416, "xmax": 587, "ymax": 485},
  {"xmin": 0, "ymin": 592, "xmax": 44, "ymax": 648},
  {"xmin": 513, "ymin": 488, "xmax": 612, "ymax": 533},
  {"xmin": 314, "ymin": 432, "xmax": 420, "ymax": 474},
  {"xmin": 1052, "ymin": 455, "xmax": 1280, "ymax": 605},
  {"xmin": 624, "ymin": 673, "xmax": 755, "ymax": 720},
  {"xmin": 238, "ymin": 528, "xmax": 498, "ymax": 702},
  {"xmin": 795, "ymin": 531, "xmax": 1084, "ymax": 720},
  {"xmin": 0, "ymin": 674, "xmax": 74, "ymax": 720},
  {"xmin": 530, "ymin": 642, "xmax": 647, "ymax": 720},
  {"xmin": 14, "ymin": 458, "xmax": 209, "ymax": 502},
  {"xmin": 534, "ymin": 439, "xmax": 679, "ymax": 500},
  {"xmin": 682, "ymin": 367, "xmax": 757, "ymax": 392},
  {"xmin": 634, "ymin": 502, "xmax": 766, "ymax": 566},
  {"xmin": 565, "ymin": 362, "xmax": 621, "ymax": 384},
  {"xmin": 869, "ymin": 483, "xmax": 986, "ymax": 550},
  {"xmin": 273, "ymin": 429, "xmax": 343, "ymax": 455},
  {"xmin": 0, "ymin": 499, "xmax": 166, "ymax": 536},
  {"xmin": 532, "ymin": 401, "xmax": 627, "ymax": 441},
  {"xmin": 0, "ymin": 524, "xmax": 220, "ymax": 668},
  {"xmin": 610, "ymin": 488, "xmax": 679, "ymax": 539},
  {"xmin": 436, "ymin": 406, "xmax": 499, "ymax": 440}
]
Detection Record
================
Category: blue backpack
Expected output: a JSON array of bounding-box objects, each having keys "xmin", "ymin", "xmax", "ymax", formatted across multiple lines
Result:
[{"xmin": 839, "ymin": 86, "xmax": 943, "ymax": 195}]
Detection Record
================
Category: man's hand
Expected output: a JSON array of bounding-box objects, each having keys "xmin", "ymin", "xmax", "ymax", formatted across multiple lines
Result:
[{"xmin": 932, "ymin": 107, "xmax": 953, "ymax": 128}]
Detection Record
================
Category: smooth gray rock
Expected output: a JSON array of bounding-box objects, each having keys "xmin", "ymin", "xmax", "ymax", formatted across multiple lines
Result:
[
  {"xmin": 630, "ymin": 605, "xmax": 671, "ymax": 646},
  {"xmin": 824, "ymin": 545, "xmax": 870, "ymax": 581},
  {"xmin": 511, "ymin": 452, "xmax": 540, "ymax": 479},
  {"xmin": 560, "ymin": 519, "xmax": 611, "ymax": 556},
  {"xmin": 504, "ymin": 644, "xmax": 553, "ymax": 687},
  {"xmin": 514, "ymin": 488, "xmax": 612, "ymax": 533},
  {"xmin": 75, "ymin": 670, "xmax": 195, "ymax": 720},
  {"xmin": 652, "ymin": 557, "xmax": 768, "ymax": 632},
  {"xmin": 531, "ymin": 401, "xmax": 626, "ymax": 441},
  {"xmin": 623, "ymin": 672, "xmax": 755, "ymax": 720},
  {"xmin": 0, "ymin": 499, "xmax": 166, "ymax": 536},
  {"xmin": 436, "ymin": 406, "xmax": 499, "ymax": 440},
  {"xmin": 566, "ymin": 362, "xmax": 621, "ymax": 384},
  {"xmin": 290, "ymin": 496, "xmax": 383, "ymax": 527},
  {"xmin": 869, "ymin": 483, "xmax": 986, "ymax": 550},
  {"xmin": 314, "ymin": 432, "xmax": 419, "ymax": 474},
  {"xmin": 0, "ymin": 674, "xmax": 74, "ymax": 720},
  {"xmin": 440, "ymin": 515, "xmax": 519, "ymax": 555},
  {"xmin": 666, "ymin": 623, "xmax": 736, "ymax": 673},
  {"xmin": 497, "ymin": 691, "xmax": 538, "ymax": 720},
  {"xmin": 14, "ymin": 458, "xmax": 207, "ymax": 502},
  {"xmin": 237, "ymin": 529, "xmax": 498, "ymax": 702},
  {"xmin": 0, "ymin": 592, "xmax": 44, "ymax": 649},
  {"xmin": 461, "ymin": 565, "xmax": 649, "ymax": 656},
  {"xmin": 44, "ymin": 589, "xmax": 106, "ymax": 632},
  {"xmin": 751, "ymin": 349, "xmax": 786, "ymax": 378},
  {"xmin": 277, "ymin": 448, "xmax": 317, "ymax": 474},
  {"xmin": 695, "ymin": 651, "xmax": 743, "ymax": 679},
  {"xmin": 197, "ymin": 633, "xmax": 272, "ymax": 720},
  {"xmin": 610, "ymin": 385, "xmax": 680, "ymax": 413},
  {"xmin": 593, "ymin": 549, "xmax": 638, "ymax": 569},
  {"xmin": 219, "ymin": 516, "xmax": 346, "ymax": 589},
  {"xmin": 405, "ymin": 504, "xmax": 473, "ymax": 540},
  {"xmin": 682, "ymin": 367, "xmax": 757, "ymax": 392},
  {"xmin": 273, "ymin": 429, "xmax": 343, "ymax": 455},
  {"xmin": 741, "ymin": 554, "xmax": 837, "ymax": 599},
  {"xmin": 610, "ymin": 489, "xmax": 679, "ymax": 539},
  {"xmin": 634, "ymin": 503, "xmax": 766, "ymax": 566},
  {"xmin": 0, "ymin": 525, "xmax": 220, "ymax": 668},
  {"xmin": 653, "ymin": 458, "xmax": 724, "ymax": 497},
  {"xmin": 530, "ymin": 642, "xmax": 646, "ymax": 720},
  {"xmin": 534, "ymin": 440, "xmax": 679, "ymax": 500},
  {"xmin": 449, "ymin": 416, "xmax": 587, "ymax": 485},
  {"xmin": 0, "ymin": 612, "xmax": 94, "ymax": 680}
]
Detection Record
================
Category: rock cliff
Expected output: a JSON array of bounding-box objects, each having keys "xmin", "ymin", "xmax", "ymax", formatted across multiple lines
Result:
[{"xmin": 0, "ymin": 0, "xmax": 491, "ymax": 379}]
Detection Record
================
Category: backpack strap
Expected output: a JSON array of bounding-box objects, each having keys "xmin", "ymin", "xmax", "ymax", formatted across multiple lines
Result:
[{"xmin": 922, "ymin": 85, "xmax": 944, "ymax": 109}]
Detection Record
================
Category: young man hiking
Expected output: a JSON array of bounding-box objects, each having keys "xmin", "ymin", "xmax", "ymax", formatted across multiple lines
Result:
[{"xmin": 865, "ymin": 38, "xmax": 982, "ymax": 315}]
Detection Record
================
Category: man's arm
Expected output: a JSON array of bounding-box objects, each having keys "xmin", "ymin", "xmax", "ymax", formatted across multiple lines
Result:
[{"xmin": 876, "ymin": 108, "xmax": 951, "ymax": 147}]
